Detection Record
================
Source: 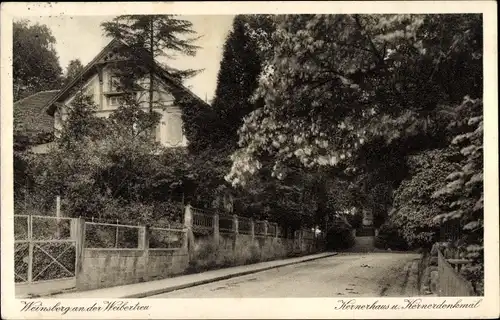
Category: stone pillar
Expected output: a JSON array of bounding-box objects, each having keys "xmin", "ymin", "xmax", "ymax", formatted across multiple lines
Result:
[
  {"xmin": 233, "ymin": 214, "xmax": 239, "ymax": 234},
  {"xmin": 231, "ymin": 214, "xmax": 239, "ymax": 252},
  {"xmin": 138, "ymin": 225, "xmax": 149, "ymax": 281},
  {"xmin": 250, "ymin": 219, "xmax": 255, "ymax": 241},
  {"xmin": 184, "ymin": 204, "xmax": 193, "ymax": 228},
  {"xmin": 184, "ymin": 204, "xmax": 195, "ymax": 261},
  {"xmin": 213, "ymin": 213, "xmax": 220, "ymax": 245},
  {"xmin": 263, "ymin": 220, "xmax": 268, "ymax": 237},
  {"xmin": 138, "ymin": 225, "xmax": 149, "ymax": 249},
  {"xmin": 73, "ymin": 217, "xmax": 86, "ymax": 290}
]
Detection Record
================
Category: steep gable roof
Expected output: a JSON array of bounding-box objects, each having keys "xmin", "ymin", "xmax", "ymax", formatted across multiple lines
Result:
[
  {"xmin": 43, "ymin": 38, "xmax": 209, "ymax": 116},
  {"xmin": 14, "ymin": 90, "xmax": 60, "ymax": 136}
]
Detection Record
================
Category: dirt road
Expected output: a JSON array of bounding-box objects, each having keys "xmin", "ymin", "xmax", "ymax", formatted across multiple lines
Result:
[{"xmin": 150, "ymin": 252, "xmax": 420, "ymax": 298}]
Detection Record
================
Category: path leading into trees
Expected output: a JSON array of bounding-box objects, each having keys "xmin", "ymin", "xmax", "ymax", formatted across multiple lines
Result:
[
  {"xmin": 150, "ymin": 252, "xmax": 420, "ymax": 298},
  {"xmin": 349, "ymin": 236, "xmax": 377, "ymax": 252}
]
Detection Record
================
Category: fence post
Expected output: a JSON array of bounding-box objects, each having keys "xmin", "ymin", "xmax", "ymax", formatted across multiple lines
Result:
[
  {"xmin": 184, "ymin": 204, "xmax": 195, "ymax": 261},
  {"xmin": 74, "ymin": 217, "xmax": 86, "ymax": 290},
  {"xmin": 250, "ymin": 218, "xmax": 255, "ymax": 241},
  {"xmin": 274, "ymin": 223, "xmax": 278, "ymax": 239},
  {"xmin": 213, "ymin": 213, "xmax": 220, "ymax": 244},
  {"xmin": 263, "ymin": 220, "xmax": 268, "ymax": 237},
  {"xmin": 138, "ymin": 225, "xmax": 149, "ymax": 249}
]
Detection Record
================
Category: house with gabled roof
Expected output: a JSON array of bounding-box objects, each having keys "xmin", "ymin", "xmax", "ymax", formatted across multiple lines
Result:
[{"xmin": 14, "ymin": 38, "xmax": 209, "ymax": 153}]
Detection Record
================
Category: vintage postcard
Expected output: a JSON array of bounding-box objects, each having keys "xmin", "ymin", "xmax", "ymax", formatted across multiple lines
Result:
[{"xmin": 1, "ymin": 1, "xmax": 498, "ymax": 319}]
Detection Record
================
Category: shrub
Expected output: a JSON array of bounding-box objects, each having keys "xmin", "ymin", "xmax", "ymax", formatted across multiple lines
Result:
[
  {"xmin": 325, "ymin": 221, "xmax": 355, "ymax": 250},
  {"xmin": 347, "ymin": 211, "xmax": 363, "ymax": 230},
  {"xmin": 390, "ymin": 149, "xmax": 461, "ymax": 249},
  {"xmin": 375, "ymin": 222, "xmax": 410, "ymax": 251}
]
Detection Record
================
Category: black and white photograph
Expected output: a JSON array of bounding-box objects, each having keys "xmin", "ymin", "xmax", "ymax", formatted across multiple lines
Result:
[{"xmin": 1, "ymin": 1, "xmax": 498, "ymax": 319}]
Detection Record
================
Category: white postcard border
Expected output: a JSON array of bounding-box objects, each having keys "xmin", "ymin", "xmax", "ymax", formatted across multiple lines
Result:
[{"xmin": 1, "ymin": 2, "xmax": 498, "ymax": 319}]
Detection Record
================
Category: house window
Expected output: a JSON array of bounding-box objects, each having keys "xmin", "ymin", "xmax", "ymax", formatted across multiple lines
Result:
[
  {"xmin": 108, "ymin": 96, "xmax": 125, "ymax": 106},
  {"xmin": 166, "ymin": 112, "xmax": 183, "ymax": 146},
  {"xmin": 109, "ymin": 76, "xmax": 121, "ymax": 92},
  {"xmin": 154, "ymin": 123, "xmax": 162, "ymax": 142}
]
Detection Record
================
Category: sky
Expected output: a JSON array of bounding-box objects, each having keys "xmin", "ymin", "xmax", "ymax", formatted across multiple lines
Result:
[{"xmin": 21, "ymin": 15, "xmax": 235, "ymax": 102}]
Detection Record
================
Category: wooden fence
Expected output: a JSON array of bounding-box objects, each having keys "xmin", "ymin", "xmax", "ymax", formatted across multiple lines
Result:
[{"xmin": 437, "ymin": 249, "xmax": 476, "ymax": 296}]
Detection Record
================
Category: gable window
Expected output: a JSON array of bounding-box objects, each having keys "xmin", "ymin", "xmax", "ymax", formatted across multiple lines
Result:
[{"xmin": 109, "ymin": 76, "xmax": 121, "ymax": 93}]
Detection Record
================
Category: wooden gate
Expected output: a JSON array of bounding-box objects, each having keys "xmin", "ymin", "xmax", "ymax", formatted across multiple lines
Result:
[{"xmin": 15, "ymin": 215, "xmax": 78, "ymax": 297}]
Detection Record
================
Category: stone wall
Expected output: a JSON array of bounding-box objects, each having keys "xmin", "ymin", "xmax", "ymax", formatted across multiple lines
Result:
[
  {"xmin": 78, "ymin": 248, "xmax": 189, "ymax": 291},
  {"xmin": 72, "ymin": 207, "xmax": 321, "ymax": 293},
  {"xmin": 417, "ymin": 251, "xmax": 439, "ymax": 296},
  {"xmin": 78, "ymin": 230, "xmax": 318, "ymax": 292},
  {"xmin": 186, "ymin": 205, "xmax": 320, "ymax": 273},
  {"xmin": 189, "ymin": 231, "xmax": 317, "ymax": 272}
]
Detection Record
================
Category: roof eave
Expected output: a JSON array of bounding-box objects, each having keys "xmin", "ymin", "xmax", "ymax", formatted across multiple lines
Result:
[
  {"xmin": 44, "ymin": 38, "xmax": 123, "ymax": 116},
  {"xmin": 43, "ymin": 38, "xmax": 210, "ymax": 116}
]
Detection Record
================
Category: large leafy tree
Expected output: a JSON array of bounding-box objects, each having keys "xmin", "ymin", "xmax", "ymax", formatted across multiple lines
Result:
[
  {"xmin": 13, "ymin": 20, "xmax": 63, "ymax": 101},
  {"xmin": 189, "ymin": 15, "xmax": 361, "ymax": 229},
  {"xmin": 225, "ymin": 14, "xmax": 482, "ymax": 186}
]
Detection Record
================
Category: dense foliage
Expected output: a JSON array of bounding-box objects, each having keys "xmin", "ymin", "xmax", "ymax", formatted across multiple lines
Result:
[
  {"xmin": 62, "ymin": 59, "xmax": 85, "ymax": 86},
  {"xmin": 180, "ymin": 15, "xmax": 268, "ymax": 210},
  {"xmin": 185, "ymin": 15, "xmax": 360, "ymax": 231},
  {"xmin": 325, "ymin": 217, "xmax": 355, "ymax": 250},
  {"xmin": 13, "ymin": 20, "xmax": 63, "ymax": 101},
  {"xmin": 14, "ymin": 15, "xmax": 484, "ymax": 291},
  {"xmin": 390, "ymin": 149, "xmax": 461, "ymax": 248},
  {"xmin": 347, "ymin": 209, "xmax": 363, "ymax": 230},
  {"xmin": 26, "ymin": 93, "xmax": 190, "ymax": 224},
  {"xmin": 13, "ymin": 20, "xmax": 64, "ymax": 207},
  {"xmin": 374, "ymin": 221, "xmax": 409, "ymax": 251},
  {"xmin": 226, "ymin": 14, "xmax": 481, "ymax": 185},
  {"xmin": 220, "ymin": 14, "xmax": 483, "ymax": 284},
  {"xmin": 431, "ymin": 98, "xmax": 484, "ymax": 294},
  {"xmin": 207, "ymin": 15, "xmax": 272, "ymax": 153}
]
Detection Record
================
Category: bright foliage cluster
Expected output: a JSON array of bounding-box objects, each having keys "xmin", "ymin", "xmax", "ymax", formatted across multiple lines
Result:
[{"xmin": 225, "ymin": 14, "xmax": 482, "ymax": 186}]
